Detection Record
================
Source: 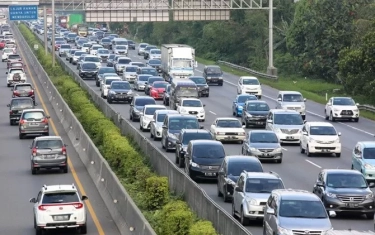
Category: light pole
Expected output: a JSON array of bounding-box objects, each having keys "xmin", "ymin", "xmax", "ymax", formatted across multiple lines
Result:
[
  {"xmin": 52, "ymin": 0, "xmax": 55, "ymax": 67},
  {"xmin": 267, "ymin": 0, "xmax": 277, "ymax": 76},
  {"xmin": 43, "ymin": 6, "xmax": 47, "ymax": 55}
]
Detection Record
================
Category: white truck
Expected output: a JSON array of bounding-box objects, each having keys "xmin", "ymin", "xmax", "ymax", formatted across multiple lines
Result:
[
  {"xmin": 161, "ymin": 44, "xmax": 197, "ymax": 82},
  {"xmin": 46, "ymin": 15, "xmax": 53, "ymax": 27}
]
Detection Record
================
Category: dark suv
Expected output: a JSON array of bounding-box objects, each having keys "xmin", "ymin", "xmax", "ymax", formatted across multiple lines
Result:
[
  {"xmin": 175, "ymin": 129, "xmax": 213, "ymax": 167},
  {"xmin": 79, "ymin": 62, "xmax": 98, "ymax": 79},
  {"xmin": 12, "ymin": 83, "xmax": 35, "ymax": 103},
  {"xmin": 313, "ymin": 169, "xmax": 375, "ymax": 219},
  {"xmin": 8, "ymin": 97, "xmax": 36, "ymax": 125},
  {"xmin": 129, "ymin": 96, "xmax": 156, "ymax": 121},
  {"xmin": 241, "ymin": 100, "xmax": 270, "ymax": 128},
  {"xmin": 203, "ymin": 65, "xmax": 223, "ymax": 86}
]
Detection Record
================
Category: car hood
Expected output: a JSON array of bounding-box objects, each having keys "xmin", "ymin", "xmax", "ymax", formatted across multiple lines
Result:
[
  {"xmin": 326, "ymin": 187, "xmax": 372, "ymax": 195},
  {"xmin": 111, "ymin": 89, "xmax": 131, "ymax": 93},
  {"xmin": 363, "ymin": 159, "xmax": 375, "ymax": 166},
  {"xmin": 215, "ymin": 127, "xmax": 244, "ymax": 132},
  {"xmin": 134, "ymin": 106, "xmax": 144, "ymax": 111},
  {"xmin": 278, "ymin": 217, "xmax": 331, "ymax": 231},
  {"xmin": 281, "ymin": 102, "xmax": 305, "ymax": 107},
  {"xmin": 332, "ymin": 105, "xmax": 358, "ymax": 110},
  {"xmin": 168, "ymin": 130, "xmax": 180, "ymax": 138},
  {"xmin": 137, "ymin": 81, "xmax": 147, "ymax": 84},
  {"xmin": 244, "ymin": 193, "xmax": 270, "ymax": 201},
  {"xmin": 125, "ymin": 72, "xmax": 137, "ymax": 76},
  {"xmin": 249, "ymin": 143, "xmax": 280, "ymax": 149},
  {"xmin": 246, "ymin": 111, "xmax": 269, "ymax": 116},
  {"xmin": 98, "ymin": 53, "xmax": 110, "ymax": 57},
  {"xmin": 273, "ymin": 124, "xmax": 303, "ymax": 129},
  {"xmin": 11, "ymin": 106, "xmax": 34, "ymax": 111},
  {"xmin": 236, "ymin": 102, "xmax": 245, "ymax": 108},
  {"xmin": 152, "ymin": 88, "xmax": 165, "ymax": 93},
  {"xmin": 192, "ymin": 156, "xmax": 224, "ymax": 166}
]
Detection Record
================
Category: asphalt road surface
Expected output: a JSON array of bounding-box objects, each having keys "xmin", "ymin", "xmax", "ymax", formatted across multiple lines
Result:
[
  {"xmin": 2, "ymin": 31, "xmax": 121, "ymax": 235},
  {"xmin": 36, "ymin": 33, "xmax": 375, "ymax": 234}
]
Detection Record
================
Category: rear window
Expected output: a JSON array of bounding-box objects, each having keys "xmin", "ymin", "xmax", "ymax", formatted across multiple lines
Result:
[
  {"xmin": 193, "ymin": 144, "xmax": 225, "ymax": 158},
  {"xmin": 126, "ymin": 67, "xmax": 137, "ymax": 72},
  {"xmin": 42, "ymin": 192, "xmax": 79, "ymax": 204},
  {"xmin": 11, "ymin": 99, "xmax": 33, "ymax": 108},
  {"xmin": 23, "ymin": 111, "xmax": 45, "ymax": 120},
  {"xmin": 83, "ymin": 43, "xmax": 91, "ymax": 47},
  {"xmin": 61, "ymin": 45, "xmax": 71, "ymax": 49},
  {"xmin": 8, "ymin": 55, "xmax": 20, "ymax": 59},
  {"xmin": 119, "ymin": 59, "xmax": 131, "ymax": 64},
  {"xmin": 15, "ymin": 84, "xmax": 32, "ymax": 91},
  {"xmin": 98, "ymin": 49, "xmax": 109, "ymax": 54},
  {"xmin": 151, "ymin": 50, "xmax": 161, "ymax": 54},
  {"xmin": 36, "ymin": 139, "xmax": 63, "ymax": 148}
]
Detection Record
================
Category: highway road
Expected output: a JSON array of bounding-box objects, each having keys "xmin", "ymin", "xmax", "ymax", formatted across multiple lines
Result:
[
  {"xmin": 4, "ymin": 32, "xmax": 121, "ymax": 234},
  {"xmin": 35, "ymin": 32, "xmax": 375, "ymax": 234}
]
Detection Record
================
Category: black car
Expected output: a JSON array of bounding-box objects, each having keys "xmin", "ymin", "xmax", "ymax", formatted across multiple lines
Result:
[
  {"xmin": 79, "ymin": 62, "xmax": 98, "ymax": 79},
  {"xmin": 313, "ymin": 169, "xmax": 375, "ymax": 219},
  {"xmin": 163, "ymin": 84, "xmax": 171, "ymax": 106},
  {"xmin": 95, "ymin": 31, "xmax": 104, "ymax": 40},
  {"xmin": 106, "ymin": 54, "xmax": 116, "ymax": 67},
  {"xmin": 137, "ymin": 67, "xmax": 158, "ymax": 77},
  {"xmin": 203, "ymin": 65, "xmax": 224, "ymax": 86},
  {"xmin": 175, "ymin": 129, "xmax": 213, "ymax": 168},
  {"xmin": 189, "ymin": 76, "xmax": 209, "ymax": 97},
  {"xmin": 147, "ymin": 59, "xmax": 162, "ymax": 73},
  {"xmin": 145, "ymin": 76, "xmax": 164, "ymax": 95},
  {"xmin": 241, "ymin": 100, "xmax": 270, "ymax": 128},
  {"xmin": 217, "ymin": 156, "xmax": 264, "ymax": 202},
  {"xmin": 107, "ymin": 81, "xmax": 133, "ymax": 104},
  {"xmin": 184, "ymin": 140, "xmax": 225, "ymax": 181},
  {"xmin": 129, "ymin": 96, "xmax": 156, "ymax": 121},
  {"xmin": 127, "ymin": 40, "xmax": 136, "ymax": 50},
  {"xmin": 96, "ymin": 66, "xmax": 116, "ymax": 87},
  {"xmin": 12, "ymin": 83, "xmax": 35, "ymax": 102},
  {"xmin": 143, "ymin": 45, "xmax": 157, "ymax": 60},
  {"xmin": 7, "ymin": 97, "xmax": 36, "ymax": 125}
]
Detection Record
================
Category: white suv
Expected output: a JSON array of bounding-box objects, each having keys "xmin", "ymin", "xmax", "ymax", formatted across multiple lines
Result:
[
  {"xmin": 29, "ymin": 184, "xmax": 88, "ymax": 234},
  {"xmin": 177, "ymin": 98, "xmax": 206, "ymax": 122},
  {"xmin": 237, "ymin": 76, "xmax": 262, "ymax": 98},
  {"xmin": 140, "ymin": 104, "xmax": 167, "ymax": 131},
  {"xmin": 325, "ymin": 96, "xmax": 359, "ymax": 122},
  {"xmin": 300, "ymin": 121, "xmax": 341, "ymax": 157},
  {"xmin": 276, "ymin": 91, "xmax": 306, "ymax": 120}
]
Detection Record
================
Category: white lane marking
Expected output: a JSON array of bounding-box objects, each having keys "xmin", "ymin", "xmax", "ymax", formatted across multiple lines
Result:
[
  {"xmin": 222, "ymin": 80, "xmax": 374, "ymax": 136},
  {"xmin": 209, "ymin": 111, "xmax": 217, "ymax": 115},
  {"xmin": 196, "ymin": 69, "xmax": 202, "ymax": 73},
  {"xmin": 282, "ymin": 147, "xmax": 288, "ymax": 151},
  {"xmin": 305, "ymin": 160, "xmax": 322, "ymax": 168}
]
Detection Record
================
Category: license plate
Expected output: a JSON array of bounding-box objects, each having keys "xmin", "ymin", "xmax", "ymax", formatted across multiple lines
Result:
[
  {"xmin": 205, "ymin": 172, "xmax": 216, "ymax": 176},
  {"xmin": 29, "ymin": 123, "xmax": 39, "ymax": 126},
  {"xmin": 256, "ymin": 122, "xmax": 264, "ymax": 125},
  {"xmin": 44, "ymin": 154, "xmax": 56, "ymax": 159},
  {"xmin": 117, "ymin": 95, "xmax": 125, "ymax": 98},
  {"xmin": 346, "ymin": 203, "xmax": 358, "ymax": 208},
  {"xmin": 53, "ymin": 215, "xmax": 69, "ymax": 221},
  {"xmin": 321, "ymin": 149, "xmax": 330, "ymax": 152},
  {"xmin": 286, "ymin": 136, "xmax": 294, "ymax": 139},
  {"xmin": 225, "ymin": 136, "xmax": 238, "ymax": 140}
]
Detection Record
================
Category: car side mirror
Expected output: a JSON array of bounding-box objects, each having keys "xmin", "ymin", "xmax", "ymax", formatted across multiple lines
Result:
[
  {"xmin": 304, "ymin": 98, "xmax": 307, "ymax": 102},
  {"xmin": 199, "ymin": 125, "xmax": 204, "ymax": 129},
  {"xmin": 242, "ymin": 125, "xmax": 246, "ymax": 128},
  {"xmin": 316, "ymin": 181, "xmax": 325, "ymax": 187},
  {"xmin": 203, "ymin": 104, "xmax": 206, "ymax": 107},
  {"xmin": 81, "ymin": 195, "xmax": 88, "ymax": 200},
  {"xmin": 277, "ymin": 98, "xmax": 281, "ymax": 102},
  {"xmin": 327, "ymin": 102, "xmax": 331, "ymax": 106},
  {"xmin": 356, "ymin": 103, "xmax": 359, "ymax": 106},
  {"xmin": 266, "ymin": 208, "xmax": 275, "ymax": 215},
  {"xmin": 267, "ymin": 120, "xmax": 272, "ymax": 123},
  {"xmin": 46, "ymin": 116, "xmax": 51, "ymax": 119},
  {"xmin": 145, "ymin": 82, "xmax": 148, "ymax": 84},
  {"xmin": 302, "ymin": 131, "xmax": 308, "ymax": 136},
  {"xmin": 130, "ymin": 104, "xmax": 133, "ymax": 107},
  {"xmin": 29, "ymin": 198, "xmax": 36, "ymax": 203},
  {"xmin": 5, "ymin": 72, "xmax": 8, "ymax": 74},
  {"xmin": 234, "ymin": 186, "xmax": 243, "ymax": 192},
  {"xmin": 6, "ymin": 104, "xmax": 10, "ymax": 107},
  {"xmin": 176, "ymin": 140, "xmax": 181, "ymax": 144},
  {"xmin": 162, "ymin": 125, "xmax": 167, "ymax": 129},
  {"xmin": 10, "ymin": 88, "xmax": 13, "ymax": 91},
  {"xmin": 338, "ymin": 132, "xmax": 341, "ymax": 136}
]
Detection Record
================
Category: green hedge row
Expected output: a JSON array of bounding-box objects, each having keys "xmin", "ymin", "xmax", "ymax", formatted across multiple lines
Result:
[{"xmin": 18, "ymin": 23, "xmax": 217, "ymax": 235}]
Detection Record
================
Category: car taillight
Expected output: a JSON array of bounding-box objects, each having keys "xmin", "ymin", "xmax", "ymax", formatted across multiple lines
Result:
[
  {"xmin": 73, "ymin": 203, "xmax": 83, "ymax": 209},
  {"xmin": 32, "ymin": 147, "xmax": 37, "ymax": 157},
  {"xmin": 29, "ymin": 90, "xmax": 34, "ymax": 95},
  {"xmin": 13, "ymin": 91, "xmax": 19, "ymax": 96},
  {"xmin": 9, "ymin": 110, "xmax": 13, "ymax": 114},
  {"xmin": 62, "ymin": 146, "xmax": 67, "ymax": 155},
  {"xmin": 19, "ymin": 119, "xmax": 25, "ymax": 124},
  {"xmin": 41, "ymin": 118, "xmax": 48, "ymax": 124},
  {"xmin": 38, "ymin": 205, "xmax": 48, "ymax": 211}
]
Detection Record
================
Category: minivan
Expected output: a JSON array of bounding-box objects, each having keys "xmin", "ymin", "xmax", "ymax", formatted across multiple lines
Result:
[{"xmin": 169, "ymin": 80, "xmax": 199, "ymax": 110}]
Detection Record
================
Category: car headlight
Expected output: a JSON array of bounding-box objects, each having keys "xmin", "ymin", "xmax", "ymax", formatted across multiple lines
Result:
[
  {"xmin": 274, "ymin": 128, "xmax": 281, "ymax": 133},
  {"xmin": 334, "ymin": 138, "xmax": 340, "ymax": 143},
  {"xmin": 239, "ymin": 132, "xmax": 246, "ymax": 136},
  {"xmin": 365, "ymin": 193, "xmax": 373, "ymax": 199},
  {"xmin": 364, "ymin": 163, "xmax": 375, "ymax": 169},
  {"xmin": 191, "ymin": 162, "xmax": 200, "ymax": 168},
  {"xmin": 199, "ymin": 109, "xmax": 204, "ymax": 113},
  {"xmin": 274, "ymin": 147, "xmax": 282, "ymax": 152},
  {"xmin": 333, "ymin": 108, "xmax": 340, "ymax": 112},
  {"xmin": 127, "ymin": 90, "xmax": 133, "ymax": 95},
  {"xmin": 309, "ymin": 138, "xmax": 316, "ymax": 143},
  {"xmin": 326, "ymin": 192, "xmax": 337, "ymax": 198},
  {"xmin": 247, "ymin": 199, "xmax": 257, "ymax": 206},
  {"xmin": 353, "ymin": 109, "xmax": 359, "ymax": 112},
  {"xmin": 277, "ymin": 226, "xmax": 293, "ymax": 235},
  {"xmin": 109, "ymin": 90, "xmax": 115, "ymax": 94},
  {"xmin": 250, "ymin": 147, "xmax": 258, "ymax": 152}
]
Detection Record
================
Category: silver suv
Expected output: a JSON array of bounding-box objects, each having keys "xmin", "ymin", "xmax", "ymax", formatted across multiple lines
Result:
[
  {"xmin": 263, "ymin": 189, "xmax": 333, "ymax": 235},
  {"xmin": 232, "ymin": 171, "xmax": 285, "ymax": 225},
  {"xmin": 276, "ymin": 91, "xmax": 306, "ymax": 120}
]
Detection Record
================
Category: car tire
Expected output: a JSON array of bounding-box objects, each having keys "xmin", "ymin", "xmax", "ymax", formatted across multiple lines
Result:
[
  {"xmin": 354, "ymin": 118, "xmax": 359, "ymax": 122},
  {"xmin": 300, "ymin": 143, "xmax": 305, "ymax": 153},
  {"xmin": 107, "ymin": 98, "xmax": 112, "ymax": 104},
  {"xmin": 79, "ymin": 224, "xmax": 87, "ymax": 234},
  {"xmin": 217, "ymin": 183, "xmax": 223, "ymax": 197},
  {"xmin": 336, "ymin": 153, "xmax": 341, "ymax": 158},
  {"xmin": 240, "ymin": 207, "xmax": 249, "ymax": 226},
  {"xmin": 35, "ymin": 226, "xmax": 43, "ymax": 235},
  {"xmin": 223, "ymin": 187, "xmax": 230, "ymax": 202},
  {"xmin": 276, "ymin": 158, "xmax": 282, "ymax": 163},
  {"xmin": 31, "ymin": 167, "xmax": 37, "ymax": 175},
  {"xmin": 62, "ymin": 166, "xmax": 68, "ymax": 173},
  {"xmin": 206, "ymin": 93, "xmax": 209, "ymax": 97},
  {"xmin": 19, "ymin": 133, "xmax": 24, "ymax": 139},
  {"xmin": 306, "ymin": 145, "xmax": 312, "ymax": 157},
  {"xmin": 219, "ymin": 82, "xmax": 223, "ymax": 86},
  {"xmin": 366, "ymin": 213, "xmax": 374, "ymax": 220},
  {"xmin": 96, "ymin": 80, "xmax": 100, "ymax": 87},
  {"xmin": 150, "ymin": 130, "xmax": 154, "ymax": 138},
  {"xmin": 324, "ymin": 110, "xmax": 329, "ymax": 120},
  {"xmin": 9, "ymin": 120, "xmax": 13, "ymax": 126}
]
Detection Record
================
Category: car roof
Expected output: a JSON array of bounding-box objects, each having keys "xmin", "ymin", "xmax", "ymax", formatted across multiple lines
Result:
[
  {"xmin": 305, "ymin": 122, "xmax": 334, "ymax": 127},
  {"xmin": 181, "ymin": 129, "xmax": 210, "ymax": 134},
  {"xmin": 190, "ymin": 140, "xmax": 222, "ymax": 146},
  {"xmin": 358, "ymin": 141, "xmax": 375, "ymax": 148},
  {"xmin": 332, "ymin": 97, "xmax": 353, "ymax": 99},
  {"xmin": 323, "ymin": 169, "xmax": 362, "ymax": 175},
  {"xmin": 225, "ymin": 155, "xmax": 261, "ymax": 163},
  {"xmin": 41, "ymin": 184, "xmax": 78, "ymax": 193},
  {"xmin": 242, "ymin": 172, "xmax": 280, "ymax": 179},
  {"xmin": 134, "ymin": 96, "xmax": 155, "ymax": 100},
  {"xmin": 11, "ymin": 97, "xmax": 33, "ymax": 101},
  {"xmin": 22, "ymin": 108, "xmax": 45, "ymax": 112},
  {"xmin": 104, "ymin": 77, "xmax": 121, "ymax": 80},
  {"xmin": 249, "ymin": 130, "xmax": 276, "ymax": 134},
  {"xmin": 216, "ymin": 117, "xmax": 240, "ymax": 121},
  {"xmin": 279, "ymin": 91, "xmax": 302, "ymax": 95},
  {"xmin": 15, "ymin": 83, "xmax": 32, "ymax": 86},
  {"xmin": 244, "ymin": 100, "xmax": 267, "ymax": 104},
  {"xmin": 181, "ymin": 98, "xmax": 200, "ymax": 101},
  {"xmin": 269, "ymin": 109, "xmax": 300, "ymax": 114},
  {"xmin": 144, "ymin": 104, "xmax": 166, "ymax": 109},
  {"xmin": 273, "ymin": 189, "xmax": 320, "ymax": 201},
  {"xmin": 85, "ymin": 55, "xmax": 98, "ymax": 58},
  {"xmin": 240, "ymin": 76, "xmax": 258, "ymax": 79},
  {"xmin": 167, "ymin": 114, "xmax": 197, "ymax": 119},
  {"xmin": 82, "ymin": 62, "xmax": 96, "ymax": 64},
  {"xmin": 205, "ymin": 65, "xmax": 220, "ymax": 68},
  {"xmin": 34, "ymin": 136, "xmax": 63, "ymax": 141},
  {"xmin": 155, "ymin": 110, "xmax": 179, "ymax": 115}
]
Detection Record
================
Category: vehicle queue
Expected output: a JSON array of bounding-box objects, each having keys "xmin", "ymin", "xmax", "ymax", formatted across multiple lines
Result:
[{"xmin": 19, "ymin": 19, "xmax": 375, "ymax": 234}]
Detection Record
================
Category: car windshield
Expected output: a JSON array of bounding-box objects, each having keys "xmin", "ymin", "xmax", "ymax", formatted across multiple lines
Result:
[
  {"xmin": 151, "ymin": 50, "xmax": 161, "ymax": 54},
  {"xmin": 68, "ymin": 34, "xmax": 77, "ymax": 38},
  {"xmin": 36, "ymin": 139, "xmax": 63, "ymax": 149},
  {"xmin": 182, "ymin": 100, "xmax": 202, "ymax": 107},
  {"xmin": 82, "ymin": 63, "xmax": 97, "ymax": 69},
  {"xmin": 11, "ymin": 63, "xmax": 23, "ymax": 67},
  {"xmin": 11, "ymin": 99, "xmax": 33, "ymax": 108},
  {"xmin": 116, "ymin": 45, "xmax": 127, "ymax": 49},
  {"xmin": 148, "ymin": 59, "xmax": 161, "ymax": 65},
  {"xmin": 246, "ymin": 102, "xmax": 269, "ymax": 111},
  {"xmin": 279, "ymin": 200, "xmax": 327, "ymax": 218},
  {"xmin": 157, "ymin": 114, "xmax": 167, "ymax": 122},
  {"xmin": 75, "ymin": 51, "xmax": 86, "ymax": 56},
  {"xmin": 83, "ymin": 43, "xmax": 91, "ymax": 47},
  {"xmin": 228, "ymin": 162, "xmax": 263, "ymax": 175},
  {"xmin": 332, "ymin": 97, "xmax": 355, "ymax": 106},
  {"xmin": 245, "ymin": 178, "xmax": 284, "ymax": 193},
  {"xmin": 23, "ymin": 111, "xmax": 45, "ymax": 120},
  {"xmin": 176, "ymin": 87, "xmax": 198, "ymax": 97},
  {"xmin": 85, "ymin": 57, "xmax": 100, "ymax": 62},
  {"xmin": 153, "ymin": 82, "xmax": 167, "ymax": 88},
  {"xmin": 283, "ymin": 94, "xmax": 304, "ymax": 102},
  {"xmin": 242, "ymin": 79, "xmax": 259, "ymax": 85},
  {"xmin": 144, "ymin": 107, "xmax": 165, "ymax": 115},
  {"xmin": 111, "ymin": 82, "xmax": 131, "ymax": 90},
  {"xmin": 238, "ymin": 95, "xmax": 257, "ymax": 103},
  {"xmin": 182, "ymin": 133, "xmax": 212, "ymax": 145},
  {"xmin": 206, "ymin": 67, "xmax": 222, "ymax": 74},
  {"xmin": 102, "ymin": 38, "xmax": 110, "ymax": 42},
  {"xmin": 141, "ymin": 68, "xmax": 157, "ymax": 75},
  {"xmin": 118, "ymin": 59, "xmax": 131, "ymax": 64},
  {"xmin": 15, "ymin": 84, "xmax": 32, "ymax": 91},
  {"xmin": 217, "ymin": 120, "xmax": 242, "ymax": 128},
  {"xmin": 108, "ymin": 54, "xmax": 115, "ymax": 59},
  {"xmin": 148, "ymin": 78, "xmax": 163, "ymax": 84},
  {"xmin": 99, "ymin": 68, "xmax": 115, "ymax": 74},
  {"xmin": 327, "ymin": 173, "xmax": 368, "ymax": 188},
  {"xmin": 138, "ymin": 75, "xmax": 151, "ymax": 81},
  {"xmin": 93, "ymin": 46, "xmax": 102, "ymax": 50},
  {"xmin": 8, "ymin": 55, "xmax": 20, "ymax": 59},
  {"xmin": 168, "ymin": 118, "xmax": 199, "ymax": 130},
  {"xmin": 105, "ymin": 79, "xmax": 119, "ymax": 85},
  {"xmin": 61, "ymin": 45, "xmax": 71, "ymax": 49},
  {"xmin": 363, "ymin": 148, "xmax": 375, "ymax": 159},
  {"xmin": 310, "ymin": 126, "xmax": 336, "ymax": 135},
  {"xmin": 133, "ymin": 62, "xmax": 145, "ymax": 67},
  {"xmin": 192, "ymin": 145, "xmax": 225, "ymax": 158},
  {"xmin": 42, "ymin": 192, "xmax": 79, "ymax": 204},
  {"xmin": 140, "ymin": 44, "xmax": 148, "ymax": 48},
  {"xmin": 4, "ymin": 49, "xmax": 13, "ymax": 53},
  {"xmin": 135, "ymin": 99, "xmax": 156, "ymax": 106},
  {"xmin": 274, "ymin": 114, "xmax": 303, "ymax": 125},
  {"xmin": 69, "ymin": 50, "xmax": 78, "ymax": 54},
  {"xmin": 126, "ymin": 67, "xmax": 137, "ymax": 72},
  {"xmin": 189, "ymin": 77, "xmax": 206, "ymax": 84},
  {"xmin": 98, "ymin": 49, "xmax": 109, "ymax": 54},
  {"xmin": 250, "ymin": 132, "xmax": 278, "ymax": 143}
]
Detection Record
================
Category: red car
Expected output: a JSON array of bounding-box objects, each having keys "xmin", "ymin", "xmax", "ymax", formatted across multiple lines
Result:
[
  {"xmin": 0, "ymin": 40, "xmax": 5, "ymax": 50},
  {"xmin": 54, "ymin": 41, "xmax": 63, "ymax": 51},
  {"xmin": 149, "ymin": 81, "xmax": 169, "ymax": 100}
]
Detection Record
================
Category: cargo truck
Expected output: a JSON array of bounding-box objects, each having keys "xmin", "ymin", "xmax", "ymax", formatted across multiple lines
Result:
[
  {"xmin": 67, "ymin": 13, "xmax": 83, "ymax": 29},
  {"xmin": 161, "ymin": 44, "xmax": 197, "ymax": 82},
  {"xmin": 58, "ymin": 16, "xmax": 67, "ymax": 28},
  {"xmin": 46, "ymin": 14, "xmax": 52, "ymax": 27}
]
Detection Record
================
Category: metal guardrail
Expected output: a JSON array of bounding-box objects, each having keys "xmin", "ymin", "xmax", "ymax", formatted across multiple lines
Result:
[
  {"xmin": 217, "ymin": 60, "xmax": 278, "ymax": 80},
  {"xmin": 358, "ymin": 104, "xmax": 375, "ymax": 112}
]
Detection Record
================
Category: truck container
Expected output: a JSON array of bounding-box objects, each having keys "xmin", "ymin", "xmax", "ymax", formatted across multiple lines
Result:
[
  {"xmin": 161, "ymin": 44, "xmax": 197, "ymax": 82},
  {"xmin": 67, "ymin": 13, "xmax": 83, "ymax": 29},
  {"xmin": 58, "ymin": 16, "xmax": 67, "ymax": 28},
  {"xmin": 46, "ymin": 15, "xmax": 52, "ymax": 27}
]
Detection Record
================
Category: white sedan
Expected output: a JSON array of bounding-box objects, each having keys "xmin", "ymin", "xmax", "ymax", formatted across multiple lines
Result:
[{"xmin": 210, "ymin": 117, "xmax": 246, "ymax": 143}]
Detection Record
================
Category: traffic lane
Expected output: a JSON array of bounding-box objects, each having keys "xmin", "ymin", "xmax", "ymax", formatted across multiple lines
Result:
[{"xmin": 17, "ymin": 36, "xmax": 121, "ymax": 234}]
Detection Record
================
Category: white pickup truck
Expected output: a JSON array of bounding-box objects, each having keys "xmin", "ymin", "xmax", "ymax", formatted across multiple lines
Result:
[{"xmin": 6, "ymin": 68, "xmax": 27, "ymax": 87}]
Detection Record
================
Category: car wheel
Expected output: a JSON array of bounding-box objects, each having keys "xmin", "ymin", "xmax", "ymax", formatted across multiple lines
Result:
[
  {"xmin": 329, "ymin": 112, "xmax": 335, "ymax": 122},
  {"xmin": 306, "ymin": 145, "xmax": 312, "ymax": 157},
  {"xmin": 231, "ymin": 202, "xmax": 236, "ymax": 217},
  {"xmin": 217, "ymin": 183, "xmax": 223, "ymax": 197},
  {"xmin": 206, "ymin": 93, "xmax": 209, "ymax": 97},
  {"xmin": 35, "ymin": 227, "xmax": 43, "ymax": 235},
  {"xmin": 79, "ymin": 224, "xmax": 87, "ymax": 234},
  {"xmin": 9, "ymin": 120, "xmax": 13, "ymax": 126},
  {"xmin": 223, "ymin": 187, "xmax": 230, "ymax": 202},
  {"xmin": 140, "ymin": 123, "xmax": 144, "ymax": 131},
  {"xmin": 276, "ymin": 158, "xmax": 282, "ymax": 163},
  {"xmin": 107, "ymin": 98, "xmax": 112, "ymax": 104},
  {"xmin": 354, "ymin": 118, "xmax": 359, "ymax": 122},
  {"xmin": 150, "ymin": 129, "xmax": 154, "ymax": 138},
  {"xmin": 19, "ymin": 133, "xmax": 24, "ymax": 139},
  {"xmin": 300, "ymin": 142, "xmax": 305, "ymax": 153},
  {"xmin": 336, "ymin": 153, "xmax": 341, "ymax": 158},
  {"xmin": 219, "ymin": 82, "xmax": 223, "ymax": 86},
  {"xmin": 62, "ymin": 166, "xmax": 68, "ymax": 173},
  {"xmin": 366, "ymin": 213, "xmax": 374, "ymax": 220},
  {"xmin": 240, "ymin": 207, "xmax": 249, "ymax": 225},
  {"xmin": 31, "ymin": 166, "xmax": 37, "ymax": 175},
  {"xmin": 175, "ymin": 152, "xmax": 179, "ymax": 164}
]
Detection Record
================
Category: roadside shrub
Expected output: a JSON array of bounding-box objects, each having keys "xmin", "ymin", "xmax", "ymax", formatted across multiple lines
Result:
[
  {"xmin": 145, "ymin": 176, "xmax": 169, "ymax": 210},
  {"xmin": 189, "ymin": 221, "xmax": 217, "ymax": 235}
]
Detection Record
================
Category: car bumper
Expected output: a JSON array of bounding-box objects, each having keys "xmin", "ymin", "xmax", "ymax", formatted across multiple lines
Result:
[
  {"xmin": 8, "ymin": 80, "xmax": 27, "ymax": 85},
  {"xmin": 249, "ymin": 151, "xmax": 283, "ymax": 161},
  {"xmin": 19, "ymin": 127, "xmax": 49, "ymax": 134},
  {"xmin": 215, "ymin": 135, "xmax": 246, "ymax": 142},
  {"xmin": 108, "ymin": 94, "xmax": 133, "ymax": 102},
  {"xmin": 136, "ymin": 84, "xmax": 146, "ymax": 90},
  {"xmin": 141, "ymin": 120, "xmax": 151, "ymax": 130},
  {"xmin": 189, "ymin": 166, "xmax": 218, "ymax": 179},
  {"xmin": 323, "ymin": 197, "xmax": 375, "ymax": 213},
  {"xmin": 9, "ymin": 114, "xmax": 21, "ymax": 120},
  {"xmin": 243, "ymin": 90, "xmax": 262, "ymax": 96},
  {"xmin": 32, "ymin": 159, "xmax": 67, "ymax": 168},
  {"xmin": 308, "ymin": 143, "xmax": 341, "ymax": 153},
  {"xmin": 206, "ymin": 78, "xmax": 223, "ymax": 84},
  {"xmin": 180, "ymin": 112, "xmax": 205, "ymax": 120},
  {"xmin": 362, "ymin": 169, "xmax": 375, "ymax": 181},
  {"xmin": 245, "ymin": 118, "xmax": 267, "ymax": 126},
  {"xmin": 276, "ymin": 133, "xmax": 301, "ymax": 143},
  {"xmin": 80, "ymin": 72, "xmax": 97, "ymax": 78},
  {"xmin": 244, "ymin": 204, "xmax": 266, "ymax": 219},
  {"xmin": 332, "ymin": 112, "xmax": 360, "ymax": 119}
]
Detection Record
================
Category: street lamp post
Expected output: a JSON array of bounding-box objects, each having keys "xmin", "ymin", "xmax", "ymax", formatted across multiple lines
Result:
[
  {"xmin": 51, "ymin": 0, "xmax": 55, "ymax": 67},
  {"xmin": 43, "ymin": 6, "xmax": 47, "ymax": 55},
  {"xmin": 267, "ymin": 0, "xmax": 277, "ymax": 76}
]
